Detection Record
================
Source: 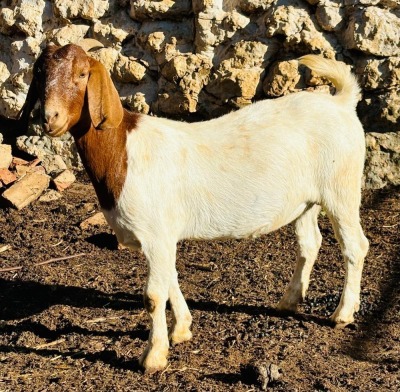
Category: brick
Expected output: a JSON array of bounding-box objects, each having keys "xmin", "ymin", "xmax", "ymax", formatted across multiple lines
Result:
[
  {"xmin": 15, "ymin": 164, "xmax": 46, "ymax": 178},
  {"xmin": 0, "ymin": 168, "xmax": 17, "ymax": 186},
  {"xmin": 2, "ymin": 172, "xmax": 50, "ymax": 210},
  {"xmin": 0, "ymin": 144, "xmax": 12, "ymax": 169},
  {"xmin": 11, "ymin": 157, "xmax": 29, "ymax": 168},
  {"xmin": 80, "ymin": 212, "xmax": 108, "ymax": 230},
  {"xmin": 39, "ymin": 189, "xmax": 62, "ymax": 203},
  {"xmin": 52, "ymin": 169, "xmax": 76, "ymax": 192}
]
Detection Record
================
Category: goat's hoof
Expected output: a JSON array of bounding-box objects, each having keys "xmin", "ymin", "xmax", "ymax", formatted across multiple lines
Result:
[
  {"xmin": 169, "ymin": 328, "xmax": 193, "ymax": 345},
  {"xmin": 139, "ymin": 348, "xmax": 168, "ymax": 374},
  {"xmin": 142, "ymin": 363, "xmax": 168, "ymax": 374},
  {"xmin": 330, "ymin": 311, "xmax": 354, "ymax": 329}
]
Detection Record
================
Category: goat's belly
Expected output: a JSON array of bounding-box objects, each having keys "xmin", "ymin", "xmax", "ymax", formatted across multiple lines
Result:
[{"xmin": 183, "ymin": 202, "xmax": 309, "ymax": 241}]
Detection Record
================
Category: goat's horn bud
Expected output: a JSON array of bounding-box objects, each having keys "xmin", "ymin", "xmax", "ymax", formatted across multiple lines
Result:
[{"xmin": 77, "ymin": 38, "xmax": 104, "ymax": 52}]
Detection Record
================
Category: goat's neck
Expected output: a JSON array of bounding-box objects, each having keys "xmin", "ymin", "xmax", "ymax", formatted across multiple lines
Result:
[{"xmin": 73, "ymin": 110, "xmax": 139, "ymax": 211}]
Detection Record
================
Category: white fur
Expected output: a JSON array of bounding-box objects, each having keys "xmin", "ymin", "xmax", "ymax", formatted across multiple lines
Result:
[{"xmin": 102, "ymin": 55, "xmax": 369, "ymax": 372}]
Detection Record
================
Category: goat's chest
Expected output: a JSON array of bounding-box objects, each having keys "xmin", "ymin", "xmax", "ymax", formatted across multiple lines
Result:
[{"xmin": 102, "ymin": 207, "xmax": 142, "ymax": 251}]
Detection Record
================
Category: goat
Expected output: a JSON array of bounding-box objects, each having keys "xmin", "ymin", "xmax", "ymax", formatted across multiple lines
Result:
[{"xmin": 1, "ymin": 43, "xmax": 369, "ymax": 373}]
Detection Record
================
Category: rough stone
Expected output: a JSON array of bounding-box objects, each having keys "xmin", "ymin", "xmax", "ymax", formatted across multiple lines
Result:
[
  {"xmin": 355, "ymin": 57, "xmax": 400, "ymax": 90},
  {"xmin": 80, "ymin": 212, "xmax": 108, "ymax": 230},
  {"xmin": 264, "ymin": 60, "xmax": 304, "ymax": 97},
  {"xmin": 52, "ymin": 169, "xmax": 76, "ymax": 192},
  {"xmin": 344, "ymin": 7, "xmax": 400, "ymax": 56},
  {"xmin": 359, "ymin": 89, "xmax": 400, "ymax": 133},
  {"xmin": 316, "ymin": 1, "xmax": 345, "ymax": 32},
  {"xmin": 157, "ymin": 54, "xmax": 211, "ymax": 114},
  {"xmin": 364, "ymin": 132, "xmax": 400, "ymax": 189},
  {"xmin": 2, "ymin": 171, "xmax": 50, "ymax": 210},
  {"xmin": 53, "ymin": 0, "xmax": 110, "ymax": 20},
  {"xmin": 13, "ymin": 0, "xmax": 46, "ymax": 37},
  {"xmin": 264, "ymin": 2, "xmax": 337, "ymax": 58},
  {"xmin": 0, "ymin": 144, "xmax": 12, "ymax": 169},
  {"xmin": 93, "ymin": 9, "xmax": 139, "ymax": 47},
  {"xmin": 114, "ymin": 54, "xmax": 147, "ymax": 83},
  {"xmin": 48, "ymin": 24, "xmax": 90, "ymax": 47},
  {"xmin": 38, "ymin": 189, "xmax": 62, "ymax": 203},
  {"xmin": 0, "ymin": 168, "xmax": 17, "ymax": 186},
  {"xmin": 207, "ymin": 40, "xmax": 272, "ymax": 106},
  {"xmin": 41, "ymin": 154, "xmax": 68, "ymax": 175},
  {"xmin": 129, "ymin": 0, "xmax": 192, "ymax": 21}
]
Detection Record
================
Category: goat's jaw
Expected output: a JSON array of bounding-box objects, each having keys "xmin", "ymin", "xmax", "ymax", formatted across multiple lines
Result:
[{"xmin": 43, "ymin": 121, "xmax": 69, "ymax": 138}]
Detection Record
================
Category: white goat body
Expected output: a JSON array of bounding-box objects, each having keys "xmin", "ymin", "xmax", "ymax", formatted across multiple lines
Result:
[
  {"xmin": 14, "ymin": 46, "xmax": 369, "ymax": 373},
  {"xmin": 110, "ymin": 81, "xmax": 364, "ymax": 245},
  {"xmin": 103, "ymin": 55, "xmax": 368, "ymax": 372}
]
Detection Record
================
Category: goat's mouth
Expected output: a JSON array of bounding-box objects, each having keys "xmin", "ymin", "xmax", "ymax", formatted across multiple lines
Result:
[{"xmin": 43, "ymin": 122, "xmax": 68, "ymax": 138}]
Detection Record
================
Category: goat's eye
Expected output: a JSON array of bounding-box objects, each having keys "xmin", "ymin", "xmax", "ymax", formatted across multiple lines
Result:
[{"xmin": 79, "ymin": 72, "xmax": 87, "ymax": 78}]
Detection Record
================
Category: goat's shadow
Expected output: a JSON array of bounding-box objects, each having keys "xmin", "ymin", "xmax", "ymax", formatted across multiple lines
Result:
[{"xmin": 0, "ymin": 277, "xmax": 332, "ymax": 371}]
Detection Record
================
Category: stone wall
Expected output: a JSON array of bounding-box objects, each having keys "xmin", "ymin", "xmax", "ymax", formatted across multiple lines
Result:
[{"xmin": 0, "ymin": 0, "xmax": 399, "ymax": 188}]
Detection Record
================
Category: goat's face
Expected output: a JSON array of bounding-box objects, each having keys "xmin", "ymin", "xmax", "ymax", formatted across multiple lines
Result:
[
  {"xmin": 34, "ymin": 44, "xmax": 123, "ymax": 137},
  {"xmin": 34, "ymin": 44, "xmax": 91, "ymax": 137}
]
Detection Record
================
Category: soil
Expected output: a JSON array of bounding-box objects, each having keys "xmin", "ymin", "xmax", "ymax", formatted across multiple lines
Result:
[{"xmin": 0, "ymin": 174, "xmax": 399, "ymax": 392}]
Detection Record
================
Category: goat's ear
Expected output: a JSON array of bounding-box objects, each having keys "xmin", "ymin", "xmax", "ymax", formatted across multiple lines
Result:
[{"xmin": 87, "ymin": 58, "xmax": 124, "ymax": 130}]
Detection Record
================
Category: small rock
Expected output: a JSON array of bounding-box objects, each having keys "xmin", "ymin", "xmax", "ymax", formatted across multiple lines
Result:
[
  {"xmin": 2, "ymin": 172, "xmax": 50, "ymax": 210},
  {"xmin": 39, "ymin": 189, "xmax": 63, "ymax": 203},
  {"xmin": 80, "ymin": 212, "xmax": 108, "ymax": 230},
  {"xmin": 0, "ymin": 168, "xmax": 17, "ymax": 186},
  {"xmin": 11, "ymin": 157, "xmax": 29, "ymax": 168},
  {"xmin": 41, "ymin": 154, "xmax": 67, "ymax": 174},
  {"xmin": 52, "ymin": 169, "xmax": 76, "ymax": 192},
  {"xmin": 28, "ymin": 158, "xmax": 41, "ymax": 168},
  {"xmin": 15, "ymin": 164, "xmax": 46, "ymax": 178},
  {"xmin": 0, "ymin": 145, "xmax": 12, "ymax": 169},
  {"xmin": 241, "ymin": 361, "xmax": 282, "ymax": 391},
  {"xmin": 15, "ymin": 165, "xmax": 30, "ymax": 178},
  {"xmin": 80, "ymin": 202, "xmax": 97, "ymax": 214}
]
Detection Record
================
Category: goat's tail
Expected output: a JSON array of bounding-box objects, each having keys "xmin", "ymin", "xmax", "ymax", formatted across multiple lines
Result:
[{"xmin": 298, "ymin": 55, "xmax": 361, "ymax": 108}]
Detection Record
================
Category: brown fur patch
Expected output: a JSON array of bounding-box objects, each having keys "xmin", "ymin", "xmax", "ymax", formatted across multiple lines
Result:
[
  {"xmin": 143, "ymin": 294, "xmax": 156, "ymax": 313},
  {"xmin": 74, "ymin": 111, "xmax": 139, "ymax": 211}
]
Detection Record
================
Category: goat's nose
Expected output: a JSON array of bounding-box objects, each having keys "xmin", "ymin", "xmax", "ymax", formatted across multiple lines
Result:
[{"xmin": 44, "ymin": 109, "xmax": 59, "ymax": 125}]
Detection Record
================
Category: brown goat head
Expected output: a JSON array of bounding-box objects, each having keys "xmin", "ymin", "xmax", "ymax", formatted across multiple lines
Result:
[{"xmin": 34, "ymin": 44, "xmax": 124, "ymax": 137}]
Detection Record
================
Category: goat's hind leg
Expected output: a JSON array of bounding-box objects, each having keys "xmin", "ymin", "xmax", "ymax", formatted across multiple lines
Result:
[
  {"xmin": 169, "ymin": 275, "xmax": 192, "ymax": 345},
  {"xmin": 277, "ymin": 204, "xmax": 322, "ymax": 312},
  {"xmin": 327, "ymin": 209, "xmax": 369, "ymax": 327}
]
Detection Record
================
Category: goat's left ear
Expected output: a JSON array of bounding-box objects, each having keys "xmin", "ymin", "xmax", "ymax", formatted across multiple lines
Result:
[{"xmin": 87, "ymin": 58, "xmax": 124, "ymax": 130}]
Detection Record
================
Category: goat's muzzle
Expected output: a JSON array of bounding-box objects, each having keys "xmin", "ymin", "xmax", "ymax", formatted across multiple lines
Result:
[{"xmin": 43, "ymin": 108, "xmax": 68, "ymax": 137}]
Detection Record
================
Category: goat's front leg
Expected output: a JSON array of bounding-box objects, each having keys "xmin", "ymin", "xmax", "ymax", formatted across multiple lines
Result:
[{"xmin": 139, "ymin": 241, "xmax": 176, "ymax": 373}]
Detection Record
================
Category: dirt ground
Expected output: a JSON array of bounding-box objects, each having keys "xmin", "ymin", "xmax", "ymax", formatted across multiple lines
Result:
[{"xmin": 0, "ymin": 173, "xmax": 398, "ymax": 392}]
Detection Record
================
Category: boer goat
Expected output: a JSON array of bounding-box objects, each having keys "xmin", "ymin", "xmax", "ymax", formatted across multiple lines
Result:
[{"xmin": 2, "ymin": 42, "xmax": 369, "ymax": 372}]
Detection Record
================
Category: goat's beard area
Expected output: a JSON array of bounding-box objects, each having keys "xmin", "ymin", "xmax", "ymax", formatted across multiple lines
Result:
[{"xmin": 43, "ymin": 117, "xmax": 69, "ymax": 138}]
